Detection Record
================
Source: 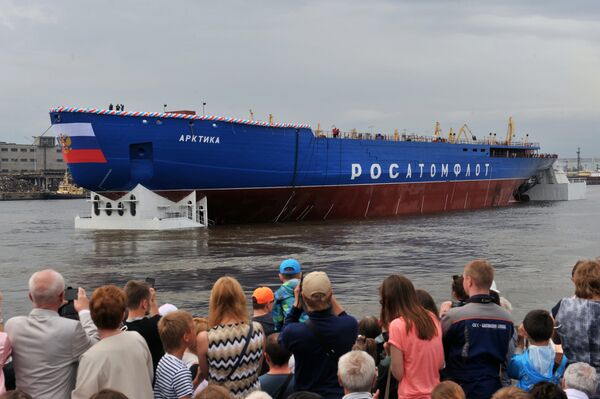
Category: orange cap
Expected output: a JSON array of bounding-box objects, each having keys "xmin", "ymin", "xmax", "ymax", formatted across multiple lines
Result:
[{"xmin": 252, "ymin": 287, "xmax": 274, "ymax": 305}]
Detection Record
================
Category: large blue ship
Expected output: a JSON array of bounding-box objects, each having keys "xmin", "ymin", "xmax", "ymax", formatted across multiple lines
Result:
[{"xmin": 49, "ymin": 107, "xmax": 555, "ymax": 226}]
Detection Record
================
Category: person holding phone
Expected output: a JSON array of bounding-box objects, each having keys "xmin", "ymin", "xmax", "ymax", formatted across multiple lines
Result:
[
  {"xmin": 5, "ymin": 269, "xmax": 98, "ymax": 399},
  {"xmin": 278, "ymin": 271, "xmax": 358, "ymax": 399},
  {"xmin": 123, "ymin": 279, "xmax": 163, "ymax": 375}
]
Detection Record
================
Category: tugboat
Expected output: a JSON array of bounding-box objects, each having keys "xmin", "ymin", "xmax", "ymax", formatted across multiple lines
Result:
[{"xmin": 44, "ymin": 170, "xmax": 86, "ymax": 199}]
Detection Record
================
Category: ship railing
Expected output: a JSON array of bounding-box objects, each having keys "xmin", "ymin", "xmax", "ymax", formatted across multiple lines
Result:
[{"xmin": 312, "ymin": 130, "xmax": 539, "ymax": 148}]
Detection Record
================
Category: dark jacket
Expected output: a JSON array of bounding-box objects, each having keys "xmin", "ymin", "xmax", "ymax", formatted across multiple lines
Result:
[
  {"xmin": 441, "ymin": 295, "xmax": 516, "ymax": 399},
  {"xmin": 279, "ymin": 306, "xmax": 357, "ymax": 399}
]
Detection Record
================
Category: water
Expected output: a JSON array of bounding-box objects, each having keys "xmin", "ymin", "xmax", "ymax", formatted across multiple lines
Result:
[{"xmin": 1, "ymin": 187, "xmax": 600, "ymax": 323}]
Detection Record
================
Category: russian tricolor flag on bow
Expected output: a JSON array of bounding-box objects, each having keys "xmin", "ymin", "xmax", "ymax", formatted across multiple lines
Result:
[{"xmin": 51, "ymin": 123, "xmax": 107, "ymax": 164}]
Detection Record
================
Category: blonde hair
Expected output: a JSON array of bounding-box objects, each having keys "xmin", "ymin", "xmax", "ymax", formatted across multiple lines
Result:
[
  {"xmin": 208, "ymin": 277, "xmax": 249, "ymax": 327},
  {"xmin": 193, "ymin": 317, "xmax": 209, "ymax": 334},
  {"xmin": 158, "ymin": 310, "xmax": 193, "ymax": 352},
  {"xmin": 194, "ymin": 383, "xmax": 232, "ymax": 399}
]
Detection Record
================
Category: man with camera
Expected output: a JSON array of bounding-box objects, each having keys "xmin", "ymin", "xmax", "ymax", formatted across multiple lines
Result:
[
  {"xmin": 5, "ymin": 269, "xmax": 98, "ymax": 399},
  {"xmin": 278, "ymin": 271, "xmax": 357, "ymax": 399}
]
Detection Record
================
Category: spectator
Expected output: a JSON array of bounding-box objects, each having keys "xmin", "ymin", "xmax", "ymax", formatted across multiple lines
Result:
[
  {"xmin": 439, "ymin": 275, "xmax": 469, "ymax": 318},
  {"xmin": 183, "ymin": 317, "xmax": 209, "ymax": 368},
  {"xmin": 246, "ymin": 392, "xmax": 273, "ymax": 399},
  {"xmin": 0, "ymin": 290, "xmax": 10, "ymax": 395},
  {"xmin": 431, "ymin": 381, "xmax": 465, "ymax": 399},
  {"xmin": 72, "ymin": 285, "xmax": 153, "ymax": 399},
  {"xmin": 279, "ymin": 271, "xmax": 357, "ymax": 399},
  {"xmin": 562, "ymin": 362, "xmax": 598, "ymax": 399},
  {"xmin": 193, "ymin": 383, "xmax": 232, "ymax": 399},
  {"xmin": 529, "ymin": 381, "xmax": 567, "ymax": 399},
  {"xmin": 89, "ymin": 389, "xmax": 129, "ymax": 399},
  {"xmin": 154, "ymin": 310, "xmax": 198, "ymax": 399},
  {"xmin": 491, "ymin": 386, "xmax": 530, "ymax": 399},
  {"xmin": 124, "ymin": 280, "xmax": 164, "ymax": 374},
  {"xmin": 552, "ymin": 261, "xmax": 585, "ymax": 318},
  {"xmin": 357, "ymin": 316, "xmax": 381, "ymax": 340},
  {"xmin": 380, "ymin": 274, "xmax": 444, "ymax": 399},
  {"xmin": 337, "ymin": 350, "xmax": 377, "ymax": 399},
  {"xmin": 253, "ymin": 287, "xmax": 276, "ymax": 337},
  {"xmin": 555, "ymin": 259, "xmax": 600, "ymax": 393},
  {"xmin": 259, "ymin": 334, "xmax": 295, "ymax": 399},
  {"xmin": 4, "ymin": 269, "xmax": 98, "ymax": 399},
  {"xmin": 352, "ymin": 335, "xmax": 379, "ymax": 367},
  {"xmin": 273, "ymin": 259, "xmax": 307, "ymax": 331},
  {"xmin": 441, "ymin": 260, "xmax": 516, "ymax": 399},
  {"xmin": 196, "ymin": 277, "xmax": 264, "ymax": 399},
  {"xmin": 508, "ymin": 310, "xmax": 567, "ymax": 391},
  {"xmin": 416, "ymin": 289, "xmax": 439, "ymax": 317}
]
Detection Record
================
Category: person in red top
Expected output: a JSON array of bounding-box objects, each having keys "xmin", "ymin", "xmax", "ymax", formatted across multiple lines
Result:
[{"xmin": 380, "ymin": 275, "xmax": 444, "ymax": 399}]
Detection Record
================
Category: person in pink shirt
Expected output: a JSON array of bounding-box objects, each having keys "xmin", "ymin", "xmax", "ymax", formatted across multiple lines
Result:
[
  {"xmin": 0, "ymin": 290, "xmax": 12, "ymax": 394},
  {"xmin": 380, "ymin": 275, "xmax": 444, "ymax": 399}
]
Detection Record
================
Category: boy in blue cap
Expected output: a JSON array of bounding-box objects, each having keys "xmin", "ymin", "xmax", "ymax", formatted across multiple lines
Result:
[{"xmin": 272, "ymin": 258, "xmax": 308, "ymax": 331}]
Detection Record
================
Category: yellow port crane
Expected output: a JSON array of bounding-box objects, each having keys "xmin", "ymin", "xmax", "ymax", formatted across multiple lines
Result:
[
  {"xmin": 456, "ymin": 123, "xmax": 474, "ymax": 143},
  {"xmin": 505, "ymin": 117, "xmax": 515, "ymax": 145},
  {"xmin": 434, "ymin": 122, "xmax": 441, "ymax": 139}
]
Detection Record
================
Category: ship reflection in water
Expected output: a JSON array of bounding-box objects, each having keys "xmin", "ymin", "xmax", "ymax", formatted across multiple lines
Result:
[{"xmin": 1, "ymin": 188, "xmax": 600, "ymax": 322}]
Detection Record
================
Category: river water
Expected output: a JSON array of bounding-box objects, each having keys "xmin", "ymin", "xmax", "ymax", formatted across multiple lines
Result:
[{"xmin": 1, "ymin": 186, "xmax": 599, "ymax": 323}]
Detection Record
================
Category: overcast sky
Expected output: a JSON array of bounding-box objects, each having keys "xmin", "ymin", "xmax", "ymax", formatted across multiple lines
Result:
[{"xmin": 1, "ymin": 0, "xmax": 599, "ymax": 156}]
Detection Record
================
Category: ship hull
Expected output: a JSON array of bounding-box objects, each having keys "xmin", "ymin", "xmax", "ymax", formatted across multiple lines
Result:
[
  {"xmin": 137, "ymin": 178, "xmax": 525, "ymax": 224},
  {"xmin": 49, "ymin": 107, "xmax": 555, "ymax": 226}
]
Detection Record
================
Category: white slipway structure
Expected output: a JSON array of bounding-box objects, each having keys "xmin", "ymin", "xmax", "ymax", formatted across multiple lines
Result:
[
  {"xmin": 525, "ymin": 164, "xmax": 586, "ymax": 201},
  {"xmin": 75, "ymin": 184, "xmax": 209, "ymax": 230}
]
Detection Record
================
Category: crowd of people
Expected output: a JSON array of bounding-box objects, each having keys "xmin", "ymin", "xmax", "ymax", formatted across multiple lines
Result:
[{"xmin": 0, "ymin": 257, "xmax": 598, "ymax": 399}]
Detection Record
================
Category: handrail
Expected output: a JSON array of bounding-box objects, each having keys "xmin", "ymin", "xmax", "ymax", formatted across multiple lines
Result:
[{"xmin": 313, "ymin": 129, "xmax": 540, "ymax": 148}]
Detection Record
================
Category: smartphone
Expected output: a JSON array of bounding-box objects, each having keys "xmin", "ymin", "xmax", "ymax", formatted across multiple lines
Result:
[
  {"xmin": 145, "ymin": 277, "xmax": 156, "ymax": 289},
  {"xmin": 64, "ymin": 287, "xmax": 78, "ymax": 302},
  {"xmin": 298, "ymin": 273, "xmax": 304, "ymax": 309}
]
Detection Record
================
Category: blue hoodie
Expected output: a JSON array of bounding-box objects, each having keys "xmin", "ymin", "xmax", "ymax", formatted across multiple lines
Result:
[{"xmin": 508, "ymin": 347, "xmax": 568, "ymax": 391}]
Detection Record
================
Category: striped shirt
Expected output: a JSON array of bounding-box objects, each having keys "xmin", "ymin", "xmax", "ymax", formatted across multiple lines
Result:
[{"xmin": 154, "ymin": 353, "xmax": 194, "ymax": 399}]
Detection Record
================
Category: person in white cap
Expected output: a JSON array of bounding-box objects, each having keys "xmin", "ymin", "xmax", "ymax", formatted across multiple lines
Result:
[{"xmin": 278, "ymin": 271, "xmax": 358, "ymax": 399}]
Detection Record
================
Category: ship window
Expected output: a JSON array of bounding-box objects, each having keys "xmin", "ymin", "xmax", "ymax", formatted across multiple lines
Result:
[
  {"xmin": 1, "ymin": 158, "xmax": 7, "ymax": 161},
  {"xmin": 463, "ymin": 148, "xmax": 468, "ymax": 152},
  {"xmin": 472, "ymin": 149, "xmax": 477, "ymax": 152},
  {"xmin": 57, "ymin": 159, "xmax": 63, "ymax": 162},
  {"xmin": 20, "ymin": 148, "xmax": 27, "ymax": 152},
  {"xmin": 1, "ymin": 148, "xmax": 7, "ymax": 151},
  {"xmin": 11, "ymin": 148, "xmax": 17, "ymax": 152},
  {"xmin": 30, "ymin": 149, "xmax": 35, "ymax": 152},
  {"xmin": 480, "ymin": 149, "xmax": 485, "ymax": 152}
]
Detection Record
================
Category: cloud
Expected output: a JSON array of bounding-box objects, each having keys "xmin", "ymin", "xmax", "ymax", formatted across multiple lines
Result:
[{"xmin": 0, "ymin": 0, "xmax": 56, "ymax": 29}]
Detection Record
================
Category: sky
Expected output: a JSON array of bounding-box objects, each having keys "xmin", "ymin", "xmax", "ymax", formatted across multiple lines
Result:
[{"xmin": 1, "ymin": 0, "xmax": 599, "ymax": 157}]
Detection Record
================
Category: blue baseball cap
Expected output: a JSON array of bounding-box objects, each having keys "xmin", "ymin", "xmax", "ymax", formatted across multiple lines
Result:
[{"xmin": 279, "ymin": 258, "xmax": 301, "ymax": 275}]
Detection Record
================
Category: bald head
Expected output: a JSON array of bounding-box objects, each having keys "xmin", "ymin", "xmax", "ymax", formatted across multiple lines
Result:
[{"xmin": 28, "ymin": 269, "xmax": 65, "ymax": 309}]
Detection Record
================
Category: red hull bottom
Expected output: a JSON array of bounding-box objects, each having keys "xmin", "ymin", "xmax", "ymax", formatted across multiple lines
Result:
[{"xmin": 153, "ymin": 178, "xmax": 526, "ymax": 225}]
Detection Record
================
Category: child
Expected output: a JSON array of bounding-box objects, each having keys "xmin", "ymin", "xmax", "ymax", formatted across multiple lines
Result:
[
  {"xmin": 272, "ymin": 259, "xmax": 307, "ymax": 331},
  {"xmin": 155, "ymin": 310, "xmax": 198, "ymax": 399},
  {"xmin": 508, "ymin": 309, "xmax": 568, "ymax": 391}
]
